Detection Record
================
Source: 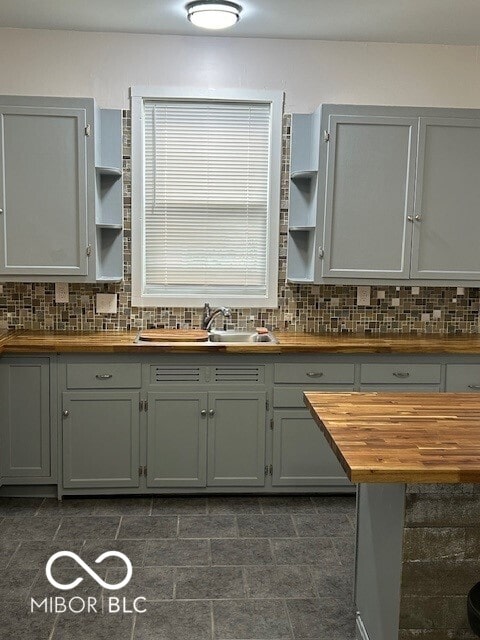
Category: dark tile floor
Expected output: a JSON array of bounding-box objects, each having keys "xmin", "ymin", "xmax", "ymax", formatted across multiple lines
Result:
[{"xmin": 0, "ymin": 495, "xmax": 356, "ymax": 640}]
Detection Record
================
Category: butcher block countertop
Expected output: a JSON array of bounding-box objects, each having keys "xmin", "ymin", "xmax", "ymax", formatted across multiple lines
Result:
[
  {"xmin": 3, "ymin": 330, "xmax": 480, "ymax": 354},
  {"xmin": 304, "ymin": 392, "xmax": 480, "ymax": 483}
]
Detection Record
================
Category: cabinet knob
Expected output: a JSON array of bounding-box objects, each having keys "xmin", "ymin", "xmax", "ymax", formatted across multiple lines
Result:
[
  {"xmin": 200, "ymin": 409, "xmax": 207, "ymax": 417},
  {"xmin": 0, "ymin": 208, "xmax": 3, "ymax": 214},
  {"xmin": 209, "ymin": 409, "xmax": 215, "ymax": 417},
  {"xmin": 62, "ymin": 409, "xmax": 69, "ymax": 417},
  {"xmin": 407, "ymin": 215, "xmax": 414, "ymax": 222},
  {"xmin": 415, "ymin": 214, "xmax": 422, "ymax": 221}
]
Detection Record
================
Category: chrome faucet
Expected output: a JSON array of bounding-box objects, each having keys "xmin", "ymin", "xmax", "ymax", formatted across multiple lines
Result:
[{"xmin": 202, "ymin": 303, "xmax": 231, "ymax": 331}]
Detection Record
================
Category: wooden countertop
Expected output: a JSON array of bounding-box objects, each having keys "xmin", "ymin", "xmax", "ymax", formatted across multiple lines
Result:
[
  {"xmin": 304, "ymin": 392, "xmax": 480, "ymax": 483},
  {"xmin": 2, "ymin": 330, "xmax": 480, "ymax": 354}
]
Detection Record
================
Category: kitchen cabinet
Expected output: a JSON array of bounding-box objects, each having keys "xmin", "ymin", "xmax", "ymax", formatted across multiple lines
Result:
[
  {"xmin": 272, "ymin": 410, "xmax": 349, "ymax": 487},
  {"xmin": 288, "ymin": 104, "xmax": 480, "ymax": 285},
  {"xmin": 207, "ymin": 391, "xmax": 266, "ymax": 487},
  {"xmin": 146, "ymin": 392, "xmax": 208, "ymax": 488},
  {"xmin": 0, "ymin": 357, "xmax": 53, "ymax": 483},
  {"xmin": 62, "ymin": 391, "xmax": 141, "ymax": 489},
  {"xmin": 0, "ymin": 96, "xmax": 123, "ymax": 283},
  {"xmin": 146, "ymin": 390, "xmax": 266, "ymax": 489},
  {"xmin": 272, "ymin": 362, "xmax": 355, "ymax": 488}
]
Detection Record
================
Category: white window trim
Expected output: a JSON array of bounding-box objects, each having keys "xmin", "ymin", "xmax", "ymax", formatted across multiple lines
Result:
[{"xmin": 130, "ymin": 86, "xmax": 283, "ymax": 308}]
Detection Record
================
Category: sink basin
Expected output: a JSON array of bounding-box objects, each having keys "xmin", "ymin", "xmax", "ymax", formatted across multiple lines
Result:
[
  {"xmin": 208, "ymin": 330, "xmax": 277, "ymax": 344},
  {"xmin": 133, "ymin": 330, "xmax": 277, "ymax": 345}
]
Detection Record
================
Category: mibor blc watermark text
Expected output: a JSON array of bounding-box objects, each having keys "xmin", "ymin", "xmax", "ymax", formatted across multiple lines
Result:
[{"xmin": 30, "ymin": 551, "xmax": 147, "ymax": 614}]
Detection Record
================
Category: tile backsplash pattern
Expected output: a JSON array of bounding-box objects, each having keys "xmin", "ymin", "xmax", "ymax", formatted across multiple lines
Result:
[{"xmin": 0, "ymin": 113, "xmax": 479, "ymax": 334}]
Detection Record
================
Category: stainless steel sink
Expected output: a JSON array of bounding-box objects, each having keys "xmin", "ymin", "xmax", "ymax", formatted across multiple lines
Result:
[
  {"xmin": 134, "ymin": 330, "xmax": 277, "ymax": 345},
  {"xmin": 208, "ymin": 330, "xmax": 277, "ymax": 344}
]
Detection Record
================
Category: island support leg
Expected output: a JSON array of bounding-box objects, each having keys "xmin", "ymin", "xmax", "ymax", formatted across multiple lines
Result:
[{"xmin": 355, "ymin": 483, "xmax": 480, "ymax": 640}]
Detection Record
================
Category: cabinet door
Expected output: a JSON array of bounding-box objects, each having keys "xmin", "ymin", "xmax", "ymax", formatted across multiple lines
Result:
[
  {"xmin": 410, "ymin": 117, "xmax": 480, "ymax": 280},
  {"xmin": 0, "ymin": 106, "xmax": 88, "ymax": 276},
  {"xmin": 62, "ymin": 392, "xmax": 140, "ymax": 488},
  {"xmin": 207, "ymin": 392, "xmax": 266, "ymax": 487},
  {"xmin": 0, "ymin": 358, "xmax": 51, "ymax": 480},
  {"xmin": 272, "ymin": 410, "xmax": 350, "ymax": 487},
  {"xmin": 147, "ymin": 392, "xmax": 207, "ymax": 488},
  {"xmin": 322, "ymin": 115, "xmax": 417, "ymax": 279}
]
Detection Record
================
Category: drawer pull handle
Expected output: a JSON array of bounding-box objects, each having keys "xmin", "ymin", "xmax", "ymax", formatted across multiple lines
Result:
[
  {"xmin": 96, "ymin": 374, "xmax": 113, "ymax": 380},
  {"xmin": 306, "ymin": 372, "xmax": 324, "ymax": 378},
  {"xmin": 393, "ymin": 372, "xmax": 410, "ymax": 378},
  {"xmin": 468, "ymin": 384, "xmax": 480, "ymax": 390}
]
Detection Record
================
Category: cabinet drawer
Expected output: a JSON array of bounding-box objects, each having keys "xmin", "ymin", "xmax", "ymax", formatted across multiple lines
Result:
[
  {"xmin": 273, "ymin": 385, "xmax": 355, "ymax": 408},
  {"xmin": 66, "ymin": 363, "xmax": 142, "ymax": 389},
  {"xmin": 274, "ymin": 363, "xmax": 355, "ymax": 384},
  {"xmin": 446, "ymin": 365, "xmax": 480, "ymax": 391},
  {"xmin": 360, "ymin": 363, "xmax": 441, "ymax": 385}
]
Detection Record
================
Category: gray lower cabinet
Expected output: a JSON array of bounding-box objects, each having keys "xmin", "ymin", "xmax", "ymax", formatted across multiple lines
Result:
[
  {"xmin": 272, "ymin": 410, "xmax": 350, "ymax": 487},
  {"xmin": 445, "ymin": 364, "xmax": 480, "ymax": 391},
  {"xmin": 62, "ymin": 391, "xmax": 141, "ymax": 489},
  {"xmin": 207, "ymin": 391, "xmax": 266, "ymax": 487},
  {"xmin": 0, "ymin": 357, "xmax": 52, "ymax": 483},
  {"xmin": 146, "ymin": 392, "xmax": 208, "ymax": 488},
  {"xmin": 146, "ymin": 390, "xmax": 266, "ymax": 488}
]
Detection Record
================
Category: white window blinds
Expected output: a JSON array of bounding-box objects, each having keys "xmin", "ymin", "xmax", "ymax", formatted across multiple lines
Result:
[{"xmin": 143, "ymin": 100, "xmax": 272, "ymax": 299}]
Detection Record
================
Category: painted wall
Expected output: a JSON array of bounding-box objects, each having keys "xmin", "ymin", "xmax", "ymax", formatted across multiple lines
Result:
[{"xmin": 0, "ymin": 28, "xmax": 480, "ymax": 112}]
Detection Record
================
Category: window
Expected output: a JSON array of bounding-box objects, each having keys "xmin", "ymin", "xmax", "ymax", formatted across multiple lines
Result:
[{"xmin": 131, "ymin": 87, "xmax": 283, "ymax": 307}]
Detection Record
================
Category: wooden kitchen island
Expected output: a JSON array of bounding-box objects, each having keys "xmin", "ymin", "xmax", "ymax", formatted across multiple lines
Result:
[{"xmin": 304, "ymin": 392, "xmax": 480, "ymax": 640}]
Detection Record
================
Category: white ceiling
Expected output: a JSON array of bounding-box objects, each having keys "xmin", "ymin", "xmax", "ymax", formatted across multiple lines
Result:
[{"xmin": 1, "ymin": 0, "xmax": 480, "ymax": 45}]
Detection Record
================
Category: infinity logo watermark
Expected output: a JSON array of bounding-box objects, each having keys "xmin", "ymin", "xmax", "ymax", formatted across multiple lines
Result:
[
  {"xmin": 46, "ymin": 551, "xmax": 133, "ymax": 591},
  {"xmin": 30, "ymin": 551, "xmax": 146, "ymax": 614}
]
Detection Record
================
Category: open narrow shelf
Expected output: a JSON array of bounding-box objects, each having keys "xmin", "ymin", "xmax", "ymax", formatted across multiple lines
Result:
[
  {"xmin": 289, "ymin": 225, "xmax": 315, "ymax": 232},
  {"xmin": 96, "ymin": 165, "xmax": 122, "ymax": 177}
]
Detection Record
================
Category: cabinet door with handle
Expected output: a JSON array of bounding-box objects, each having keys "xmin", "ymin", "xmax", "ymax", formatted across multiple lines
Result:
[
  {"xmin": 207, "ymin": 391, "xmax": 266, "ymax": 487},
  {"xmin": 410, "ymin": 117, "xmax": 480, "ymax": 280},
  {"xmin": 146, "ymin": 392, "xmax": 208, "ymax": 488},
  {"xmin": 322, "ymin": 114, "xmax": 418, "ymax": 279},
  {"xmin": 0, "ymin": 105, "xmax": 89, "ymax": 277},
  {"xmin": 62, "ymin": 391, "xmax": 140, "ymax": 489}
]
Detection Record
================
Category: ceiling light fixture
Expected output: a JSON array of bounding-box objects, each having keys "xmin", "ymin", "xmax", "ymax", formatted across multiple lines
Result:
[{"xmin": 186, "ymin": 1, "xmax": 242, "ymax": 30}]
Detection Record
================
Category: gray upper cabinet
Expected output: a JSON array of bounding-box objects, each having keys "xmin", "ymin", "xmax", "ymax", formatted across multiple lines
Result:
[
  {"xmin": 0, "ymin": 95, "xmax": 123, "ymax": 283},
  {"xmin": 288, "ymin": 104, "xmax": 480, "ymax": 285},
  {"xmin": 322, "ymin": 115, "xmax": 417, "ymax": 279},
  {"xmin": 410, "ymin": 118, "xmax": 480, "ymax": 280},
  {"xmin": 0, "ymin": 106, "xmax": 88, "ymax": 277}
]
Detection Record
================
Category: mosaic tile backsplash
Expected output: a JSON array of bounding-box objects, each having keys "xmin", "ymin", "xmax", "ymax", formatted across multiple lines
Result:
[{"xmin": 0, "ymin": 113, "xmax": 478, "ymax": 334}]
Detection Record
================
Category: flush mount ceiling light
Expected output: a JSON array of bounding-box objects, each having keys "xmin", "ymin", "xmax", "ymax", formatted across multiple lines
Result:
[{"xmin": 186, "ymin": 1, "xmax": 242, "ymax": 30}]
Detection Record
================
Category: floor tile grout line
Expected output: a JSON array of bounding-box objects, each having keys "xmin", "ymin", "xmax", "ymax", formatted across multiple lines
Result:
[
  {"xmin": 48, "ymin": 613, "xmax": 60, "ymax": 640},
  {"xmin": 283, "ymin": 596, "xmax": 296, "ymax": 640},
  {"xmin": 290, "ymin": 515, "xmax": 299, "ymax": 537},
  {"xmin": 115, "ymin": 515, "xmax": 123, "ymax": 540},
  {"xmin": 209, "ymin": 599, "xmax": 215, "ymax": 640},
  {"xmin": 130, "ymin": 612, "xmax": 137, "ymax": 640}
]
